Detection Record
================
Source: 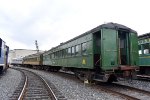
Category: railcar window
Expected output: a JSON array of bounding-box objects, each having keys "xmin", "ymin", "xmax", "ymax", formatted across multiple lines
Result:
[
  {"xmin": 49, "ymin": 54, "xmax": 51, "ymax": 59},
  {"xmin": 68, "ymin": 47, "xmax": 71, "ymax": 56},
  {"xmin": 57, "ymin": 51, "xmax": 59, "ymax": 58},
  {"xmin": 52, "ymin": 53, "xmax": 54, "ymax": 59},
  {"xmin": 65, "ymin": 48, "xmax": 68, "ymax": 57},
  {"xmin": 57, "ymin": 52, "xmax": 58, "ymax": 58},
  {"xmin": 56, "ymin": 51, "xmax": 59, "ymax": 58},
  {"xmin": 59, "ymin": 50, "xmax": 62, "ymax": 58},
  {"xmin": 59, "ymin": 51, "xmax": 61, "ymax": 58},
  {"xmin": 71, "ymin": 46, "xmax": 75, "ymax": 56},
  {"xmin": 56, "ymin": 51, "xmax": 58, "ymax": 58},
  {"xmin": 55, "ymin": 52, "xmax": 57, "ymax": 58},
  {"xmin": 54, "ymin": 52, "xmax": 56, "ymax": 58},
  {"xmin": 45, "ymin": 55, "xmax": 49, "ymax": 60},
  {"xmin": 62, "ymin": 49, "xmax": 65, "ymax": 57},
  {"xmin": 75, "ymin": 45, "xmax": 80, "ymax": 56},
  {"xmin": 143, "ymin": 43, "xmax": 150, "ymax": 54},
  {"xmin": 138, "ymin": 45, "xmax": 142, "ymax": 55},
  {"xmin": 43, "ymin": 57, "xmax": 47, "ymax": 61},
  {"xmin": 87, "ymin": 41, "xmax": 91, "ymax": 54},
  {"xmin": 82, "ymin": 42, "xmax": 87, "ymax": 55},
  {"xmin": 43, "ymin": 56, "xmax": 45, "ymax": 60},
  {"xmin": 36, "ymin": 57, "xmax": 38, "ymax": 61}
]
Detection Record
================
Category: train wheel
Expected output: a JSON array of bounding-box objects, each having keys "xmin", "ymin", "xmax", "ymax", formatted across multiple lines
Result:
[{"xmin": 74, "ymin": 71, "xmax": 93, "ymax": 84}]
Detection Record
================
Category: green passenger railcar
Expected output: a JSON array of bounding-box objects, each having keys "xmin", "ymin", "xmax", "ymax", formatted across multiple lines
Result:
[
  {"xmin": 43, "ymin": 22, "xmax": 139, "ymax": 82},
  {"xmin": 138, "ymin": 33, "xmax": 150, "ymax": 75}
]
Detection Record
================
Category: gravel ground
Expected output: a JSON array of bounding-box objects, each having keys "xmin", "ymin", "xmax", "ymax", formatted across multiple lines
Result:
[
  {"xmin": 17, "ymin": 67, "xmax": 125, "ymax": 100},
  {"xmin": 0, "ymin": 68, "xmax": 21, "ymax": 100},
  {"xmin": 117, "ymin": 79, "xmax": 150, "ymax": 92}
]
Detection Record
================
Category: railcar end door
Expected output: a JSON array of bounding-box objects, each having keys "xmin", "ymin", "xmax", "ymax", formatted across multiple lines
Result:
[{"xmin": 101, "ymin": 29, "xmax": 118, "ymax": 70}]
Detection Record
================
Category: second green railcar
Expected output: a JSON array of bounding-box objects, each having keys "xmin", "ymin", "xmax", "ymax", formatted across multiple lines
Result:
[
  {"xmin": 138, "ymin": 33, "xmax": 150, "ymax": 75},
  {"xmin": 43, "ymin": 22, "xmax": 139, "ymax": 82}
]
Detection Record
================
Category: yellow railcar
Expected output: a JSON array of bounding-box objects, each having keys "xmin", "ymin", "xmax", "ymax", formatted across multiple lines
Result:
[{"xmin": 23, "ymin": 52, "xmax": 43, "ymax": 68}]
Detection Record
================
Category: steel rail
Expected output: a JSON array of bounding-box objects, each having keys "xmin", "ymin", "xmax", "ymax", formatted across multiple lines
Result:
[
  {"xmin": 98, "ymin": 85, "xmax": 140, "ymax": 100},
  {"xmin": 44, "ymin": 69, "xmax": 140, "ymax": 100},
  {"xmin": 18, "ymin": 68, "xmax": 58, "ymax": 100},
  {"xmin": 39, "ymin": 75, "xmax": 58, "ymax": 100},
  {"xmin": 18, "ymin": 76, "xmax": 27, "ymax": 100},
  {"xmin": 112, "ymin": 83, "xmax": 150, "ymax": 95}
]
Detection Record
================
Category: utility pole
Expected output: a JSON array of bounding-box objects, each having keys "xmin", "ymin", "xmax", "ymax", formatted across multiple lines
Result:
[{"xmin": 35, "ymin": 40, "xmax": 39, "ymax": 53}]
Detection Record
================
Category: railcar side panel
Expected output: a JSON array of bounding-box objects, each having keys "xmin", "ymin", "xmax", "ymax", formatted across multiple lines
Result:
[
  {"xmin": 43, "ymin": 33, "xmax": 94, "ymax": 69},
  {"xmin": 130, "ymin": 33, "xmax": 139, "ymax": 66},
  {"xmin": 139, "ymin": 55, "xmax": 150, "ymax": 66}
]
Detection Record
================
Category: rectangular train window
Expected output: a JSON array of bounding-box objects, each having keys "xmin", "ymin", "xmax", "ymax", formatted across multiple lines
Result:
[
  {"xmin": 68, "ymin": 47, "xmax": 71, "ymax": 56},
  {"xmin": 55, "ymin": 52, "xmax": 57, "ymax": 58},
  {"xmin": 60, "ymin": 50, "xmax": 62, "ymax": 58},
  {"xmin": 143, "ymin": 43, "xmax": 150, "ymax": 54},
  {"xmin": 56, "ymin": 51, "xmax": 59, "ymax": 58},
  {"xmin": 49, "ymin": 54, "xmax": 52, "ymax": 59},
  {"xmin": 71, "ymin": 46, "xmax": 75, "ymax": 56},
  {"xmin": 65, "ymin": 48, "xmax": 68, "ymax": 57},
  {"xmin": 75, "ymin": 45, "xmax": 80, "ymax": 56},
  {"xmin": 62, "ymin": 49, "xmax": 65, "ymax": 58},
  {"xmin": 81, "ymin": 42, "xmax": 87, "ymax": 55},
  {"xmin": 52, "ymin": 53, "xmax": 54, "ymax": 59},
  {"xmin": 138, "ymin": 45, "xmax": 142, "ymax": 55},
  {"xmin": 57, "ymin": 51, "xmax": 59, "ymax": 58}
]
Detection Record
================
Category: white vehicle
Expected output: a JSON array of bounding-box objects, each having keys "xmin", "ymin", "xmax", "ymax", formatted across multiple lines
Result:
[{"xmin": 11, "ymin": 58, "xmax": 23, "ymax": 66}]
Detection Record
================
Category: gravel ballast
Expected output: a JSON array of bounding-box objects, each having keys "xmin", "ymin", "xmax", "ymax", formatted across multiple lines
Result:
[
  {"xmin": 2, "ymin": 66, "xmax": 150, "ymax": 100},
  {"xmin": 117, "ymin": 79, "xmax": 150, "ymax": 92},
  {"xmin": 18, "ymin": 67, "xmax": 125, "ymax": 100},
  {"xmin": 0, "ymin": 68, "xmax": 21, "ymax": 100}
]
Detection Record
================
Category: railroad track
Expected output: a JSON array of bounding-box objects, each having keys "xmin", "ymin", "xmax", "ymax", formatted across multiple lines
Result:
[
  {"xmin": 96, "ymin": 82, "xmax": 150, "ymax": 100},
  {"xmin": 10, "ymin": 68, "xmax": 66, "ymax": 100},
  {"xmin": 43, "ymin": 70, "xmax": 150, "ymax": 100},
  {"xmin": 10, "ymin": 67, "xmax": 150, "ymax": 100},
  {"xmin": 41, "ymin": 70, "xmax": 150, "ymax": 100},
  {"xmin": 137, "ymin": 75, "xmax": 150, "ymax": 81}
]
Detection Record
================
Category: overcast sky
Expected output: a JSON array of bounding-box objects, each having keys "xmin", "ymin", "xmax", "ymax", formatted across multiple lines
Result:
[{"xmin": 0, "ymin": 0, "xmax": 150, "ymax": 50}]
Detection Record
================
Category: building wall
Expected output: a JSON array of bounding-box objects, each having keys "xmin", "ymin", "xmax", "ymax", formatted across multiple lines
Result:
[{"xmin": 8, "ymin": 49, "xmax": 39, "ymax": 64}]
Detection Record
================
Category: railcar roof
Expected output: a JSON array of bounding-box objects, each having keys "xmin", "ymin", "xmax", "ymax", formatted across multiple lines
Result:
[
  {"xmin": 138, "ymin": 33, "xmax": 150, "ymax": 40},
  {"xmin": 66, "ymin": 22, "xmax": 136, "ymax": 43},
  {"xmin": 97, "ymin": 22, "xmax": 136, "ymax": 33},
  {"xmin": 48, "ymin": 22, "xmax": 137, "ymax": 52},
  {"xmin": 23, "ymin": 52, "xmax": 43, "ymax": 59}
]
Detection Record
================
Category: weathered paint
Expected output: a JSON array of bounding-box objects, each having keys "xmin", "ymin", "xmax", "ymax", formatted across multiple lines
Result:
[
  {"xmin": 42, "ymin": 24, "xmax": 138, "ymax": 71},
  {"xmin": 101, "ymin": 29, "xmax": 118, "ymax": 70},
  {"xmin": 139, "ymin": 55, "xmax": 150, "ymax": 67},
  {"xmin": 130, "ymin": 33, "xmax": 139, "ymax": 66}
]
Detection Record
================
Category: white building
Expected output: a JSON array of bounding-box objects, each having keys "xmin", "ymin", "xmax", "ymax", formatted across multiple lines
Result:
[{"xmin": 8, "ymin": 49, "xmax": 40, "ymax": 64}]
